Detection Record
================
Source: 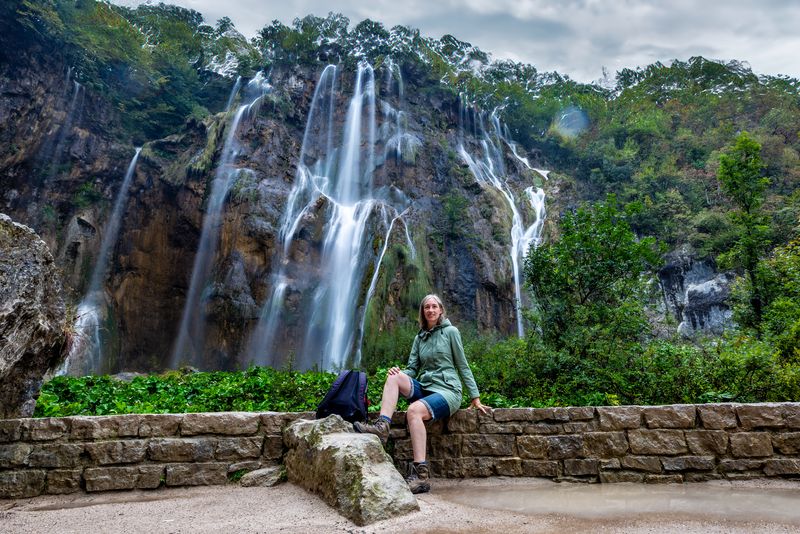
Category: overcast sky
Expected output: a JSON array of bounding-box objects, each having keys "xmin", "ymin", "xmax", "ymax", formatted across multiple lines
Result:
[{"xmin": 115, "ymin": 0, "xmax": 800, "ymax": 83}]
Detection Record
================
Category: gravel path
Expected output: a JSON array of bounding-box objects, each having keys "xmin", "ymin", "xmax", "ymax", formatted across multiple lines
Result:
[{"xmin": 2, "ymin": 477, "xmax": 799, "ymax": 533}]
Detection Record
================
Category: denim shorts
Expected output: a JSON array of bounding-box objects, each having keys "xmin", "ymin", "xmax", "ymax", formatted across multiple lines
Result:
[{"xmin": 403, "ymin": 378, "xmax": 450, "ymax": 421}]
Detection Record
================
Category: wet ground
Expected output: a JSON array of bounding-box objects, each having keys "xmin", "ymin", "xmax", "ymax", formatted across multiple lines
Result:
[{"xmin": 2, "ymin": 477, "xmax": 799, "ymax": 533}]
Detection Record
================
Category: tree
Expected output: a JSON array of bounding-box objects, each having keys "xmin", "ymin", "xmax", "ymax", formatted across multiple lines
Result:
[
  {"xmin": 525, "ymin": 195, "xmax": 661, "ymax": 352},
  {"xmin": 717, "ymin": 131, "xmax": 770, "ymax": 332}
]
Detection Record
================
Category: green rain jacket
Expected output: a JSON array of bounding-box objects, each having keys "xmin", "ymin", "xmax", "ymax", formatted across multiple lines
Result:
[{"xmin": 402, "ymin": 318, "xmax": 480, "ymax": 416}]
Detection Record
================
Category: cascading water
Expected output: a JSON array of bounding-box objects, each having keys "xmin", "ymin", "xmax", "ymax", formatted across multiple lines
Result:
[
  {"xmin": 60, "ymin": 148, "xmax": 141, "ymax": 376},
  {"xmin": 39, "ymin": 69, "xmax": 84, "ymax": 181},
  {"xmin": 171, "ymin": 73, "xmax": 271, "ymax": 368},
  {"xmin": 458, "ymin": 100, "xmax": 547, "ymax": 337},
  {"xmin": 248, "ymin": 61, "xmax": 413, "ymax": 370}
]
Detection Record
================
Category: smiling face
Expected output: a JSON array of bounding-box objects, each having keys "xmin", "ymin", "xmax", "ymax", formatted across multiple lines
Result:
[{"xmin": 422, "ymin": 296, "xmax": 443, "ymax": 329}]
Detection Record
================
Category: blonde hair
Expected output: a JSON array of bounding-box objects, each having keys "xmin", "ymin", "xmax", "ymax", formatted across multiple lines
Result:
[{"xmin": 418, "ymin": 294, "xmax": 446, "ymax": 329}]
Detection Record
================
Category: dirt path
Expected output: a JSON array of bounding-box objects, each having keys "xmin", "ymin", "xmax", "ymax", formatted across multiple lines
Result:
[{"xmin": 2, "ymin": 478, "xmax": 799, "ymax": 533}]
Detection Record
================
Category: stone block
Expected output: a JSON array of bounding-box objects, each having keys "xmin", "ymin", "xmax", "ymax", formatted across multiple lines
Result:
[
  {"xmin": 645, "ymin": 474, "xmax": 683, "ymax": 484},
  {"xmin": 719, "ymin": 459, "xmax": 765, "ymax": 472},
  {"xmin": 27, "ymin": 443, "xmax": 84, "ymax": 468},
  {"xmin": 493, "ymin": 408, "xmax": 542, "ymax": 422},
  {"xmin": 621, "ymin": 456, "xmax": 662, "ymax": 473},
  {"xmin": 389, "ymin": 428, "xmax": 408, "ymax": 439},
  {"xmin": 262, "ymin": 435, "xmax": 284, "ymax": 459},
  {"xmin": 46, "ymin": 469, "xmax": 82, "ymax": 494},
  {"xmin": 600, "ymin": 471, "xmax": 644, "ymax": 483},
  {"xmin": 737, "ymin": 404, "xmax": 784, "ymax": 430},
  {"xmin": 661, "ymin": 456, "xmax": 715, "ymax": 471},
  {"xmin": 259, "ymin": 412, "xmax": 313, "ymax": 434},
  {"xmin": 391, "ymin": 412, "xmax": 408, "ymax": 426},
  {"xmin": 85, "ymin": 440, "xmax": 148, "ymax": 465},
  {"xmin": 517, "ymin": 435, "xmax": 548, "ymax": 459},
  {"xmin": 138, "ymin": 415, "xmax": 181, "ymax": 437},
  {"xmin": 227, "ymin": 460, "xmax": 262, "ymax": 474},
  {"xmin": 455, "ymin": 457, "xmax": 495, "ymax": 477},
  {"xmin": 0, "ymin": 442, "xmax": 31, "ymax": 468},
  {"xmin": 181, "ymin": 412, "xmax": 260, "ymax": 435},
  {"xmin": 84, "ymin": 465, "xmax": 163, "ymax": 492},
  {"xmin": 425, "ymin": 419, "xmax": 446, "ymax": 436},
  {"xmin": 429, "ymin": 435, "xmax": 462, "ymax": 458},
  {"xmin": 521, "ymin": 460, "xmax": 558, "ymax": 477},
  {"xmin": 546, "ymin": 435, "xmax": 583, "ymax": 459},
  {"xmin": 70, "ymin": 416, "xmax": 139, "ymax": 440},
  {"xmin": 686, "ymin": 430, "xmax": 729, "ymax": 455},
  {"xmin": 147, "ymin": 438, "xmax": 214, "ymax": 462},
  {"xmin": 480, "ymin": 423, "xmax": 523, "ymax": 434},
  {"xmin": 564, "ymin": 459, "xmax": 599, "ymax": 476},
  {"xmin": 568, "ymin": 407, "xmax": 596, "ymax": 421},
  {"xmin": 597, "ymin": 407, "xmax": 642, "ymax": 430},
  {"xmin": 26, "ymin": 418, "xmax": 69, "ymax": 440},
  {"xmin": 783, "ymin": 404, "xmax": 800, "ymax": 429},
  {"xmin": 552, "ymin": 409, "xmax": 572, "ymax": 422},
  {"xmin": 563, "ymin": 421, "xmax": 599, "ymax": 433},
  {"xmin": 0, "ymin": 419, "xmax": 23, "ymax": 442},
  {"xmin": 730, "ymin": 432, "xmax": 773, "ymax": 457},
  {"xmin": 764, "ymin": 459, "xmax": 800, "ymax": 476},
  {"xmin": 240, "ymin": 466, "xmax": 283, "ymax": 487},
  {"xmin": 628, "ymin": 429, "xmax": 687, "ymax": 455},
  {"xmin": 166, "ymin": 462, "xmax": 228, "ymax": 486},
  {"xmin": 698, "ymin": 404, "xmax": 737, "ymax": 429},
  {"xmin": 462, "ymin": 434, "xmax": 515, "ymax": 456},
  {"xmin": 685, "ymin": 472, "xmax": 723, "ymax": 483},
  {"xmin": 772, "ymin": 432, "xmax": 800, "ymax": 455},
  {"xmin": 393, "ymin": 439, "xmax": 412, "ymax": 460},
  {"xmin": 600, "ymin": 458, "xmax": 621, "ymax": 470},
  {"xmin": 215, "ymin": 437, "xmax": 264, "ymax": 461},
  {"xmin": 494, "ymin": 457, "xmax": 523, "ymax": 476},
  {"xmin": 582, "ymin": 432, "xmax": 628, "ymax": 457},
  {"xmin": 522, "ymin": 423, "xmax": 563, "ymax": 434},
  {"xmin": 447, "ymin": 410, "xmax": 478, "ymax": 433},
  {"xmin": 643, "ymin": 406, "xmax": 696, "ymax": 429},
  {"xmin": 0, "ymin": 469, "xmax": 46, "ymax": 498}
]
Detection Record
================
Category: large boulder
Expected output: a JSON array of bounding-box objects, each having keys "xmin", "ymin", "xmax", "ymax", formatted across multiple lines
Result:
[
  {"xmin": 283, "ymin": 415, "xmax": 419, "ymax": 526},
  {"xmin": 0, "ymin": 213, "xmax": 65, "ymax": 417}
]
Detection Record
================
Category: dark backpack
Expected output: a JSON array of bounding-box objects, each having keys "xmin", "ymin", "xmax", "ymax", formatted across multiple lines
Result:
[{"xmin": 316, "ymin": 370, "xmax": 369, "ymax": 423}]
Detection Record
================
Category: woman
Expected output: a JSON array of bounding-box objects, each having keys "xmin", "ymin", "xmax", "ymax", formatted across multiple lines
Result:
[{"xmin": 355, "ymin": 294, "xmax": 489, "ymax": 494}]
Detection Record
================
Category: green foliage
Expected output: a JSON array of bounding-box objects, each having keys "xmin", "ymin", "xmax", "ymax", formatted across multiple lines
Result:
[
  {"xmin": 525, "ymin": 195, "xmax": 662, "ymax": 350},
  {"xmin": 717, "ymin": 132, "xmax": 771, "ymax": 331}
]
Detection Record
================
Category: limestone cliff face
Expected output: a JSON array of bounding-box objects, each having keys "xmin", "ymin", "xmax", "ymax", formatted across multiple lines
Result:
[{"xmin": 0, "ymin": 41, "xmax": 548, "ymax": 372}]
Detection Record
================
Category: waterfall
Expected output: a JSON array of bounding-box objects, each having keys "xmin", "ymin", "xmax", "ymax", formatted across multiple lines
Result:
[
  {"xmin": 60, "ymin": 148, "xmax": 141, "ymax": 376},
  {"xmin": 40, "ymin": 72, "xmax": 84, "ymax": 181},
  {"xmin": 248, "ymin": 61, "xmax": 411, "ymax": 370},
  {"xmin": 458, "ymin": 101, "xmax": 547, "ymax": 337},
  {"xmin": 171, "ymin": 73, "xmax": 271, "ymax": 369}
]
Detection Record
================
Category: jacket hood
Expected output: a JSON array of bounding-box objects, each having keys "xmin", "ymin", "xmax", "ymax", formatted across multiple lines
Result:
[{"xmin": 418, "ymin": 318, "xmax": 451, "ymax": 340}]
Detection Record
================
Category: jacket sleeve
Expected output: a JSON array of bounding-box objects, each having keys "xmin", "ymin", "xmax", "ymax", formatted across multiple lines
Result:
[
  {"xmin": 449, "ymin": 327, "xmax": 480, "ymax": 399},
  {"xmin": 403, "ymin": 335, "xmax": 420, "ymax": 379}
]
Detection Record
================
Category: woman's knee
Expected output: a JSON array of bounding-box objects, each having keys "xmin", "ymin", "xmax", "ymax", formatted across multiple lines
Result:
[{"xmin": 407, "ymin": 401, "xmax": 430, "ymax": 422}]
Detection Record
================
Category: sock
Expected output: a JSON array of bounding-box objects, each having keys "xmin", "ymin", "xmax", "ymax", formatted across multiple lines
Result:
[
  {"xmin": 414, "ymin": 461, "xmax": 427, "ymax": 466},
  {"xmin": 378, "ymin": 415, "xmax": 391, "ymax": 425}
]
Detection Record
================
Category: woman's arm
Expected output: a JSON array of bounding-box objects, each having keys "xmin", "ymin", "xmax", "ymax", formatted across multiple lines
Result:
[{"xmin": 449, "ymin": 326, "xmax": 480, "ymax": 400}]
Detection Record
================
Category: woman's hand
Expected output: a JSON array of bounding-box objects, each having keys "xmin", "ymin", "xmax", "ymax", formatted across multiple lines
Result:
[
  {"xmin": 387, "ymin": 366, "xmax": 402, "ymax": 376},
  {"xmin": 469, "ymin": 397, "xmax": 490, "ymax": 414}
]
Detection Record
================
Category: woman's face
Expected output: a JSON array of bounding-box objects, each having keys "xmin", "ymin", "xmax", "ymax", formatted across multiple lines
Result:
[{"xmin": 423, "ymin": 298, "xmax": 443, "ymax": 328}]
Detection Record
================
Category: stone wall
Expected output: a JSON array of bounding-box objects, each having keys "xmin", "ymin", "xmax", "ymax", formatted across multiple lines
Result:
[
  {"xmin": 2, "ymin": 404, "xmax": 800, "ymax": 498},
  {"xmin": 0, "ymin": 411, "xmax": 312, "ymax": 498}
]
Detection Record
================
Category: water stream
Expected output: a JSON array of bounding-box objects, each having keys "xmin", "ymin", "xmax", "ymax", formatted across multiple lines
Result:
[{"xmin": 60, "ymin": 148, "xmax": 141, "ymax": 375}]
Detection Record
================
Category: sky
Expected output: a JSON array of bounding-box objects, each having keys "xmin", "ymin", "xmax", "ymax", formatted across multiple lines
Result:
[{"xmin": 115, "ymin": 0, "xmax": 800, "ymax": 83}]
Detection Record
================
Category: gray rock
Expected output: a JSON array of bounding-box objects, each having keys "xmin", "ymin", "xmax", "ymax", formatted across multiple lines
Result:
[
  {"xmin": 283, "ymin": 415, "xmax": 418, "ymax": 526},
  {"xmin": 240, "ymin": 466, "xmax": 283, "ymax": 487},
  {"xmin": 0, "ymin": 213, "xmax": 65, "ymax": 417}
]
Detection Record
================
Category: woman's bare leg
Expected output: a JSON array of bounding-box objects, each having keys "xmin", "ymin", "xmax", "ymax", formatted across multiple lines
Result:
[
  {"xmin": 380, "ymin": 371, "xmax": 412, "ymax": 419},
  {"xmin": 407, "ymin": 400, "xmax": 432, "ymax": 463}
]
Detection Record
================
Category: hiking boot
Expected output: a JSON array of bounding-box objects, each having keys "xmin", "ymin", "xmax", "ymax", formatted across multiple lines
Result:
[
  {"xmin": 353, "ymin": 417, "xmax": 390, "ymax": 446},
  {"xmin": 406, "ymin": 462, "xmax": 430, "ymax": 494}
]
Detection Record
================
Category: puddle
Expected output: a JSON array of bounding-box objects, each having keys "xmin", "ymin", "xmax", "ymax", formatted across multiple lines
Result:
[{"xmin": 436, "ymin": 480, "xmax": 800, "ymax": 526}]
